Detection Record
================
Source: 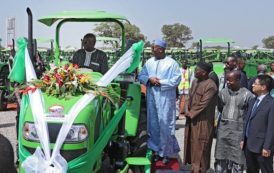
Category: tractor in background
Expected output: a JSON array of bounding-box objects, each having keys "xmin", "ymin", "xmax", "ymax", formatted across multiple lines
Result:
[{"xmin": 0, "ymin": 40, "xmax": 17, "ymax": 111}]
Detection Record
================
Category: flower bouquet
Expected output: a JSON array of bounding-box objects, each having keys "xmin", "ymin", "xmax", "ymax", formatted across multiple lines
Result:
[{"xmin": 19, "ymin": 63, "xmax": 120, "ymax": 104}]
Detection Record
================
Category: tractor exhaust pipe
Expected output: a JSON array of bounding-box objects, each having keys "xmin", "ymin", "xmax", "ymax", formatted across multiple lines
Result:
[
  {"xmin": 27, "ymin": 7, "xmax": 35, "ymax": 64},
  {"xmin": 227, "ymin": 42, "xmax": 231, "ymax": 56},
  {"xmin": 50, "ymin": 39, "xmax": 54, "ymax": 50},
  {"xmin": 199, "ymin": 39, "xmax": 203, "ymax": 60},
  {"xmin": 11, "ymin": 39, "xmax": 16, "ymax": 57}
]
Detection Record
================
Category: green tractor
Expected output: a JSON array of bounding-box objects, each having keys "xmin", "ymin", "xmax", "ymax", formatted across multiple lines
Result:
[
  {"xmin": 0, "ymin": 41, "xmax": 17, "ymax": 111},
  {"xmin": 96, "ymin": 36, "xmax": 121, "ymax": 66},
  {"xmin": 18, "ymin": 8, "xmax": 150, "ymax": 173},
  {"xmin": 35, "ymin": 38, "xmax": 55, "ymax": 66},
  {"xmin": 0, "ymin": 49, "xmax": 10, "ymax": 110},
  {"xmin": 197, "ymin": 38, "xmax": 235, "ymax": 76},
  {"xmin": 241, "ymin": 48, "xmax": 274, "ymax": 79}
]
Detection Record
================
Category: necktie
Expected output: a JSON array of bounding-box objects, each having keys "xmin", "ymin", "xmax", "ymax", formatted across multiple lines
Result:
[{"xmin": 246, "ymin": 98, "xmax": 260, "ymax": 137}]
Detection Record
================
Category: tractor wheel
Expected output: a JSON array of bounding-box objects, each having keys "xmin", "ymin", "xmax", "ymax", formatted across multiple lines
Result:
[
  {"xmin": 0, "ymin": 90, "xmax": 8, "ymax": 111},
  {"xmin": 128, "ymin": 94, "xmax": 147, "ymax": 173},
  {"xmin": 98, "ymin": 156, "xmax": 115, "ymax": 173},
  {"xmin": 0, "ymin": 134, "xmax": 17, "ymax": 172}
]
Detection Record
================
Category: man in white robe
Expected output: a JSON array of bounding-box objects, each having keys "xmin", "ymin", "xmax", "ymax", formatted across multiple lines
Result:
[{"xmin": 138, "ymin": 39, "xmax": 181, "ymax": 164}]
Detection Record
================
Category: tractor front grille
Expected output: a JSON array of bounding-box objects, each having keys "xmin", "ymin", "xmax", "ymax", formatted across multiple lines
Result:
[
  {"xmin": 25, "ymin": 147, "xmax": 87, "ymax": 162},
  {"xmin": 47, "ymin": 123, "xmax": 62, "ymax": 143}
]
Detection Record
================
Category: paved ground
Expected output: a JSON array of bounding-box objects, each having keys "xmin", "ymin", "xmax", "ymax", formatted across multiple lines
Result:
[
  {"xmin": 175, "ymin": 118, "xmax": 216, "ymax": 171},
  {"xmin": 0, "ymin": 109, "xmax": 18, "ymax": 161}
]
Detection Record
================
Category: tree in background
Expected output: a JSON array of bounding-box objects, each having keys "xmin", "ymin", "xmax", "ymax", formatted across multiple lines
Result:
[
  {"xmin": 161, "ymin": 23, "xmax": 193, "ymax": 47},
  {"xmin": 251, "ymin": 45, "xmax": 258, "ymax": 50},
  {"xmin": 94, "ymin": 23, "xmax": 116, "ymax": 38},
  {"xmin": 0, "ymin": 38, "xmax": 2, "ymax": 49},
  {"xmin": 262, "ymin": 36, "xmax": 274, "ymax": 49},
  {"xmin": 94, "ymin": 22, "xmax": 146, "ymax": 47},
  {"xmin": 191, "ymin": 41, "xmax": 199, "ymax": 49}
]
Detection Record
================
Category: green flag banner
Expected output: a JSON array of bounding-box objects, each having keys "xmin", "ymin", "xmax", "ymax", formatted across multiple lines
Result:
[
  {"xmin": 8, "ymin": 38, "xmax": 27, "ymax": 83},
  {"xmin": 126, "ymin": 40, "xmax": 144, "ymax": 73}
]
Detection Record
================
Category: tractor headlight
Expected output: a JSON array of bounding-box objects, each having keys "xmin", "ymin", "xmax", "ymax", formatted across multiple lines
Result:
[
  {"xmin": 65, "ymin": 124, "xmax": 88, "ymax": 142},
  {"xmin": 23, "ymin": 122, "xmax": 88, "ymax": 143},
  {"xmin": 23, "ymin": 122, "xmax": 39, "ymax": 141}
]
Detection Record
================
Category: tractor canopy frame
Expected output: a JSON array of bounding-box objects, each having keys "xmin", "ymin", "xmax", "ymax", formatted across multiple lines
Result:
[{"xmin": 38, "ymin": 11, "xmax": 130, "ymax": 64}]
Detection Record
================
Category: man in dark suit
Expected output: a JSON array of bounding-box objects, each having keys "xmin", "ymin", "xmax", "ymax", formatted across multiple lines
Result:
[
  {"xmin": 222, "ymin": 56, "xmax": 248, "ymax": 89},
  {"xmin": 241, "ymin": 75, "xmax": 274, "ymax": 173},
  {"xmin": 72, "ymin": 33, "xmax": 108, "ymax": 74},
  {"xmin": 247, "ymin": 64, "xmax": 267, "ymax": 92}
]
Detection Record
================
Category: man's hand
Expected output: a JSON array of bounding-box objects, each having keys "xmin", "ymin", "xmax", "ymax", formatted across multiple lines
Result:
[
  {"xmin": 185, "ymin": 111, "xmax": 193, "ymax": 119},
  {"xmin": 262, "ymin": 149, "xmax": 271, "ymax": 157},
  {"xmin": 240, "ymin": 141, "xmax": 244, "ymax": 150},
  {"xmin": 149, "ymin": 77, "xmax": 160, "ymax": 86}
]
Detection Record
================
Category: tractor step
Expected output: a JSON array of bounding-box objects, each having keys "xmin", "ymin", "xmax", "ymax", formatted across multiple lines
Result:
[{"xmin": 7, "ymin": 103, "xmax": 17, "ymax": 110}]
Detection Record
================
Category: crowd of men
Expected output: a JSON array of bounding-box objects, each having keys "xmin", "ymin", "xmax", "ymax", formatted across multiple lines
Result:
[
  {"xmin": 139, "ymin": 39, "xmax": 274, "ymax": 173},
  {"xmin": 52, "ymin": 34, "xmax": 274, "ymax": 172}
]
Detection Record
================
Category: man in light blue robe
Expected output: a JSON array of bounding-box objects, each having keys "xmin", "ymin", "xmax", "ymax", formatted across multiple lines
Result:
[{"xmin": 138, "ymin": 39, "xmax": 181, "ymax": 164}]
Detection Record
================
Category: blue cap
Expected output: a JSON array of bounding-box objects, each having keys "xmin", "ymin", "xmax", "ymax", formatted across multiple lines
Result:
[{"xmin": 154, "ymin": 39, "xmax": 167, "ymax": 49}]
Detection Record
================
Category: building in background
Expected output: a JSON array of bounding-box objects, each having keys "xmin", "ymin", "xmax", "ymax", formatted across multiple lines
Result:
[{"xmin": 6, "ymin": 17, "xmax": 15, "ymax": 48}]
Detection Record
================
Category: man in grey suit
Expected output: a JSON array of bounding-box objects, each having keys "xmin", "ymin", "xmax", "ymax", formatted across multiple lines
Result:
[{"xmin": 241, "ymin": 75, "xmax": 274, "ymax": 173}]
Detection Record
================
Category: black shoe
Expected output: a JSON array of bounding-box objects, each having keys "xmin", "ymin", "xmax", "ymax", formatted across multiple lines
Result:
[{"xmin": 162, "ymin": 157, "xmax": 169, "ymax": 165}]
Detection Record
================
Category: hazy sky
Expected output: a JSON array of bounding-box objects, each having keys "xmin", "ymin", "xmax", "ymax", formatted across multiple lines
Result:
[{"xmin": 0, "ymin": 0, "xmax": 274, "ymax": 49}]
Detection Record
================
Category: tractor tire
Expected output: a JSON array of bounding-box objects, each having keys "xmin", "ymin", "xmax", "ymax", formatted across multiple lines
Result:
[
  {"xmin": 128, "ymin": 94, "xmax": 147, "ymax": 173},
  {"xmin": 0, "ymin": 90, "xmax": 8, "ymax": 111},
  {"xmin": 0, "ymin": 134, "xmax": 17, "ymax": 173},
  {"xmin": 98, "ymin": 156, "xmax": 115, "ymax": 173}
]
